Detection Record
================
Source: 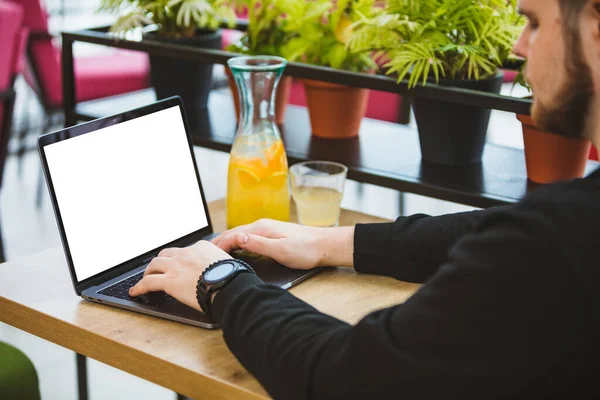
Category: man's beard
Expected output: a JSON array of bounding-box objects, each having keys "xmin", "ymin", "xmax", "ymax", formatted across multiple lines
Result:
[{"xmin": 531, "ymin": 42, "xmax": 594, "ymax": 140}]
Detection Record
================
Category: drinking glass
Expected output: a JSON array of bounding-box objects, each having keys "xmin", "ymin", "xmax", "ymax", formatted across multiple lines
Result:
[{"xmin": 290, "ymin": 161, "xmax": 347, "ymax": 227}]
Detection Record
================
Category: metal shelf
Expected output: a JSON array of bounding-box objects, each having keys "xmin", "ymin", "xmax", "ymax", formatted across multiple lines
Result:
[{"xmin": 75, "ymin": 89, "xmax": 599, "ymax": 209}]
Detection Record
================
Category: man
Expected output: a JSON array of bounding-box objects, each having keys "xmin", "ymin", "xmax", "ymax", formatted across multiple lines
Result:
[{"xmin": 130, "ymin": 0, "xmax": 600, "ymax": 398}]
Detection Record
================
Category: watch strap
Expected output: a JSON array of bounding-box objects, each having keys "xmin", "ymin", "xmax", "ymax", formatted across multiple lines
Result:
[{"xmin": 196, "ymin": 259, "xmax": 255, "ymax": 320}]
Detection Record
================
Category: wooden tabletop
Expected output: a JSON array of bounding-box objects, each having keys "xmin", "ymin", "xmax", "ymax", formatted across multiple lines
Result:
[{"xmin": 0, "ymin": 199, "xmax": 420, "ymax": 399}]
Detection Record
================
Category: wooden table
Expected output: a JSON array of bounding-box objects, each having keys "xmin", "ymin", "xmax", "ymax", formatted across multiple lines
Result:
[{"xmin": 0, "ymin": 199, "xmax": 421, "ymax": 400}]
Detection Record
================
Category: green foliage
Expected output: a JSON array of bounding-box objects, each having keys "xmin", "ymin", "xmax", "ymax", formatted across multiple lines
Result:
[
  {"xmin": 100, "ymin": 0, "xmax": 237, "ymax": 37},
  {"xmin": 512, "ymin": 60, "xmax": 531, "ymax": 93},
  {"xmin": 281, "ymin": 0, "xmax": 377, "ymax": 72},
  {"xmin": 348, "ymin": 0, "xmax": 525, "ymax": 86},
  {"xmin": 226, "ymin": 0, "xmax": 290, "ymax": 56},
  {"xmin": 229, "ymin": 0, "xmax": 377, "ymax": 72}
]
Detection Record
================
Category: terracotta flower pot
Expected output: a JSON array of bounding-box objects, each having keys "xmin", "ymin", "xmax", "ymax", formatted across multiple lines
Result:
[
  {"xmin": 302, "ymin": 79, "xmax": 369, "ymax": 139},
  {"xmin": 518, "ymin": 114, "xmax": 591, "ymax": 184},
  {"xmin": 226, "ymin": 67, "xmax": 292, "ymax": 125}
]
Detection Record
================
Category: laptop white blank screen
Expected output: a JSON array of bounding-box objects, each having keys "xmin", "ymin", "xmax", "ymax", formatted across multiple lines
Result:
[{"xmin": 44, "ymin": 106, "xmax": 208, "ymax": 282}]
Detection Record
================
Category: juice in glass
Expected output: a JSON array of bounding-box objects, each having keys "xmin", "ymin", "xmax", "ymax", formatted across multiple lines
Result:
[
  {"xmin": 290, "ymin": 161, "xmax": 348, "ymax": 227},
  {"xmin": 227, "ymin": 137, "xmax": 290, "ymax": 228},
  {"xmin": 292, "ymin": 186, "xmax": 343, "ymax": 227}
]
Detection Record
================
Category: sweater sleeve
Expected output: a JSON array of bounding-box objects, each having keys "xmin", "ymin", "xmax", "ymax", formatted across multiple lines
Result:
[
  {"xmin": 211, "ymin": 203, "xmax": 585, "ymax": 400},
  {"xmin": 353, "ymin": 206, "xmax": 510, "ymax": 283}
]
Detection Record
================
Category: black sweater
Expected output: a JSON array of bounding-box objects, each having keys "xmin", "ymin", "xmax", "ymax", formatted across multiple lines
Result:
[{"xmin": 212, "ymin": 169, "xmax": 600, "ymax": 400}]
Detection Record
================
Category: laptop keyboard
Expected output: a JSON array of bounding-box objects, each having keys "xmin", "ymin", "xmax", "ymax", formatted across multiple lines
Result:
[{"xmin": 98, "ymin": 272, "xmax": 175, "ymax": 307}]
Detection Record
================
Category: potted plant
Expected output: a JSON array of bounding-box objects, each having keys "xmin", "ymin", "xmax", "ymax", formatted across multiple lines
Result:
[
  {"xmin": 512, "ymin": 68, "xmax": 591, "ymax": 184},
  {"xmin": 100, "ymin": 0, "xmax": 237, "ymax": 117},
  {"xmin": 349, "ymin": 0, "xmax": 524, "ymax": 165},
  {"xmin": 225, "ymin": 0, "xmax": 293, "ymax": 125},
  {"xmin": 279, "ymin": 0, "xmax": 378, "ymax": 139}
]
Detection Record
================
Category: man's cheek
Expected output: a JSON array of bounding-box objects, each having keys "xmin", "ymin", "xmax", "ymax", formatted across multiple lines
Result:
[
  {"xmin": 528, "ymin": 53, "xmax": 553, "ymax": 94},
  {"xmin": 524, "ymin": 60, "xmax": 539, "ymax": 92}
]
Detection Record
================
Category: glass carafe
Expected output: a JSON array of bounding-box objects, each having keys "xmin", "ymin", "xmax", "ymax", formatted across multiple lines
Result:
[{"xmin": 226, "ymin": 56, "xmax": 290, "ymax": 228}]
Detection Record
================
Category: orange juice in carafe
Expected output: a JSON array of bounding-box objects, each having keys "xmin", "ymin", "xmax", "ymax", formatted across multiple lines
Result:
[
  {"xmin": 226, "ymin": 56, "xmax": 290, "ymax": 228},
  {"xmin": 227, "ymin": 137, "xmax": 289, "ymax": 228}
]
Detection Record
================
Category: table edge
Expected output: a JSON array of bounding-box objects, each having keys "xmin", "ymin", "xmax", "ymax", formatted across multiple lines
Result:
[{"xmin": 0, "ymin": 295, "xmax": 268, "ymax": 400}]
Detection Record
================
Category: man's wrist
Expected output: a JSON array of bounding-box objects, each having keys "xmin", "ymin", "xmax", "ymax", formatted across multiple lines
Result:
[
  {"xmin": 316, "ymin": 226, "xmax": 355, "ymax": 268},
  {"xmin": 211, "ymin": 273, "xmax": 265, "ymax": 325},
  {"xmin": 198, "ymin": 260, "xmax": 255, "ymax": 319},
  {"xmin": 207, "ymin": 272, "xmax": 249, "ymax": 304}
]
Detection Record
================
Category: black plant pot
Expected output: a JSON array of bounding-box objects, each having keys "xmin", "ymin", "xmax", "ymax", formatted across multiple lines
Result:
[
  {"xmin": 413, "ymin": 72, "xmax": 504, "ymax": 166},
  {"xmin": 145, "ymin": 30, "xmax": 222, "ymax": 117}
]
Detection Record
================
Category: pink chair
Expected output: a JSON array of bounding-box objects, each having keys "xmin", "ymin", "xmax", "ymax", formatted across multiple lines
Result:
[
  {"xmin": 0, "ymin": 1, "xmax": 27, "ymax": 183},
  {"xmin": 7, "ymin": 0, "xmax": 150, "ymax": 142},
  {"xmin": 0, "ymin": 0, "xmax": 28, "ymax": 261},
  {"xmin": 7, "ymin": 0, "xmax": 150, "ymax": 207}
]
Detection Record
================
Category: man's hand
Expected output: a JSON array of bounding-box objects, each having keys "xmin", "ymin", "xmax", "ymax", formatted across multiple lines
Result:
[
  {"xmin": 212, "ymin": 219, "xmax": 355, "ymax": 270},
  {"xmin": 129, "ymin": 241, "xmax": 232, "ymax": 312}
]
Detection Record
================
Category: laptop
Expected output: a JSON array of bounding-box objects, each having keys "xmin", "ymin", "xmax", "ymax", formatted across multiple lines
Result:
[{"xmin": 37, "ymin": 96, "xmax": 321, "ymax": 329}]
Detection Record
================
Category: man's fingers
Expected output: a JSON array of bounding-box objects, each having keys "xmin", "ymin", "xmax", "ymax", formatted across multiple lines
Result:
[
  {"xmin": 211, "ymin": 235, "xmax": 223, "ymax": 247},
  {"xmin": 144, "ymin": 257, "xmax": 171, "ymax": 276},
  {"xmin": 211, "ymin": 225, "xmax": 249, "ymax": 246},
  {"xmin": 216, "ymin": 233, "xmax": 243, "ymax": 253},
  {"xmin": 236, "ymin": 233, "xmax": 282, "ymax": 259},
  {"xmin": 158, "ymin": 248, "xmax": 177, "ymax": 258},
  {"xmin": 129, "ymin": 274, "xmax": 166, "ymax": 297},
  {"xmin": 212, "ymin": 220, "xmax": 281, "ymax": 246}
]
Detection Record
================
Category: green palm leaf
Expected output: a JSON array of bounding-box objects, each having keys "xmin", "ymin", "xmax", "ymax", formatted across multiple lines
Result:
[
  {"xmin": 349, "ymin": 0, "xmax": 525, "ymax": 85},
  {"xmin": 100, "ymin": 0, "xmax": 233, "ymax": 36}
]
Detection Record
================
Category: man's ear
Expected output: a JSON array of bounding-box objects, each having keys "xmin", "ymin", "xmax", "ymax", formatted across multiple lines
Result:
[
  {"xmin": 587, "ymin": 2, "xmax": 600, "ymax": 44},
  {"xmin": 590, "ymin": 1, "xmax": 600, "ymax": 94}
]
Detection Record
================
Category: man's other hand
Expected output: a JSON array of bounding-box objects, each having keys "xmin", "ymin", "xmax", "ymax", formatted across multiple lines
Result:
[
  {"xmin": 212, "ymin": 219, "xmax": 355, "ymax": 270},
  {"xmin": 129, "ymin": 241, "xmax": 232, "ymax": 311}
]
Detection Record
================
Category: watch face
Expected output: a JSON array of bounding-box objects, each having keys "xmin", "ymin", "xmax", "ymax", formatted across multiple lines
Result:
[{"xmin": 204, "ymin": 262, "xmax": 236, "ymax": 284}]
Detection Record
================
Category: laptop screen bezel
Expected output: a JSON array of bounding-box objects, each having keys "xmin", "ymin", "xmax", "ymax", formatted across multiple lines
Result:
[{"xmin": 37, "ymin": 96, "xmax": 214, "ymax": 295}]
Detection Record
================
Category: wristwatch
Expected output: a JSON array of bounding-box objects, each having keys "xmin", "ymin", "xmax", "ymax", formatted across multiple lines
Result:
[{"xmin": 196, "ymin": 259, "xmax": 255, "ymax": 321}]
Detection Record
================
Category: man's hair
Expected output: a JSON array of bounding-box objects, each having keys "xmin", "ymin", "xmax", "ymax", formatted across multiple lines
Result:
[
  {"xmin": 556, "ymin": 0, "xmax": 591, "ymax": 70},
  {"xmin": 558, "ymin": 0, "xmax": 589, "ymax": 29},
  {"xmin": 538, "ymin": 0, "xmax": 594, "ymax": 138},
  {"xmin": 557, "ymin": 0, "xmax": 588, "ymax": 63}
]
